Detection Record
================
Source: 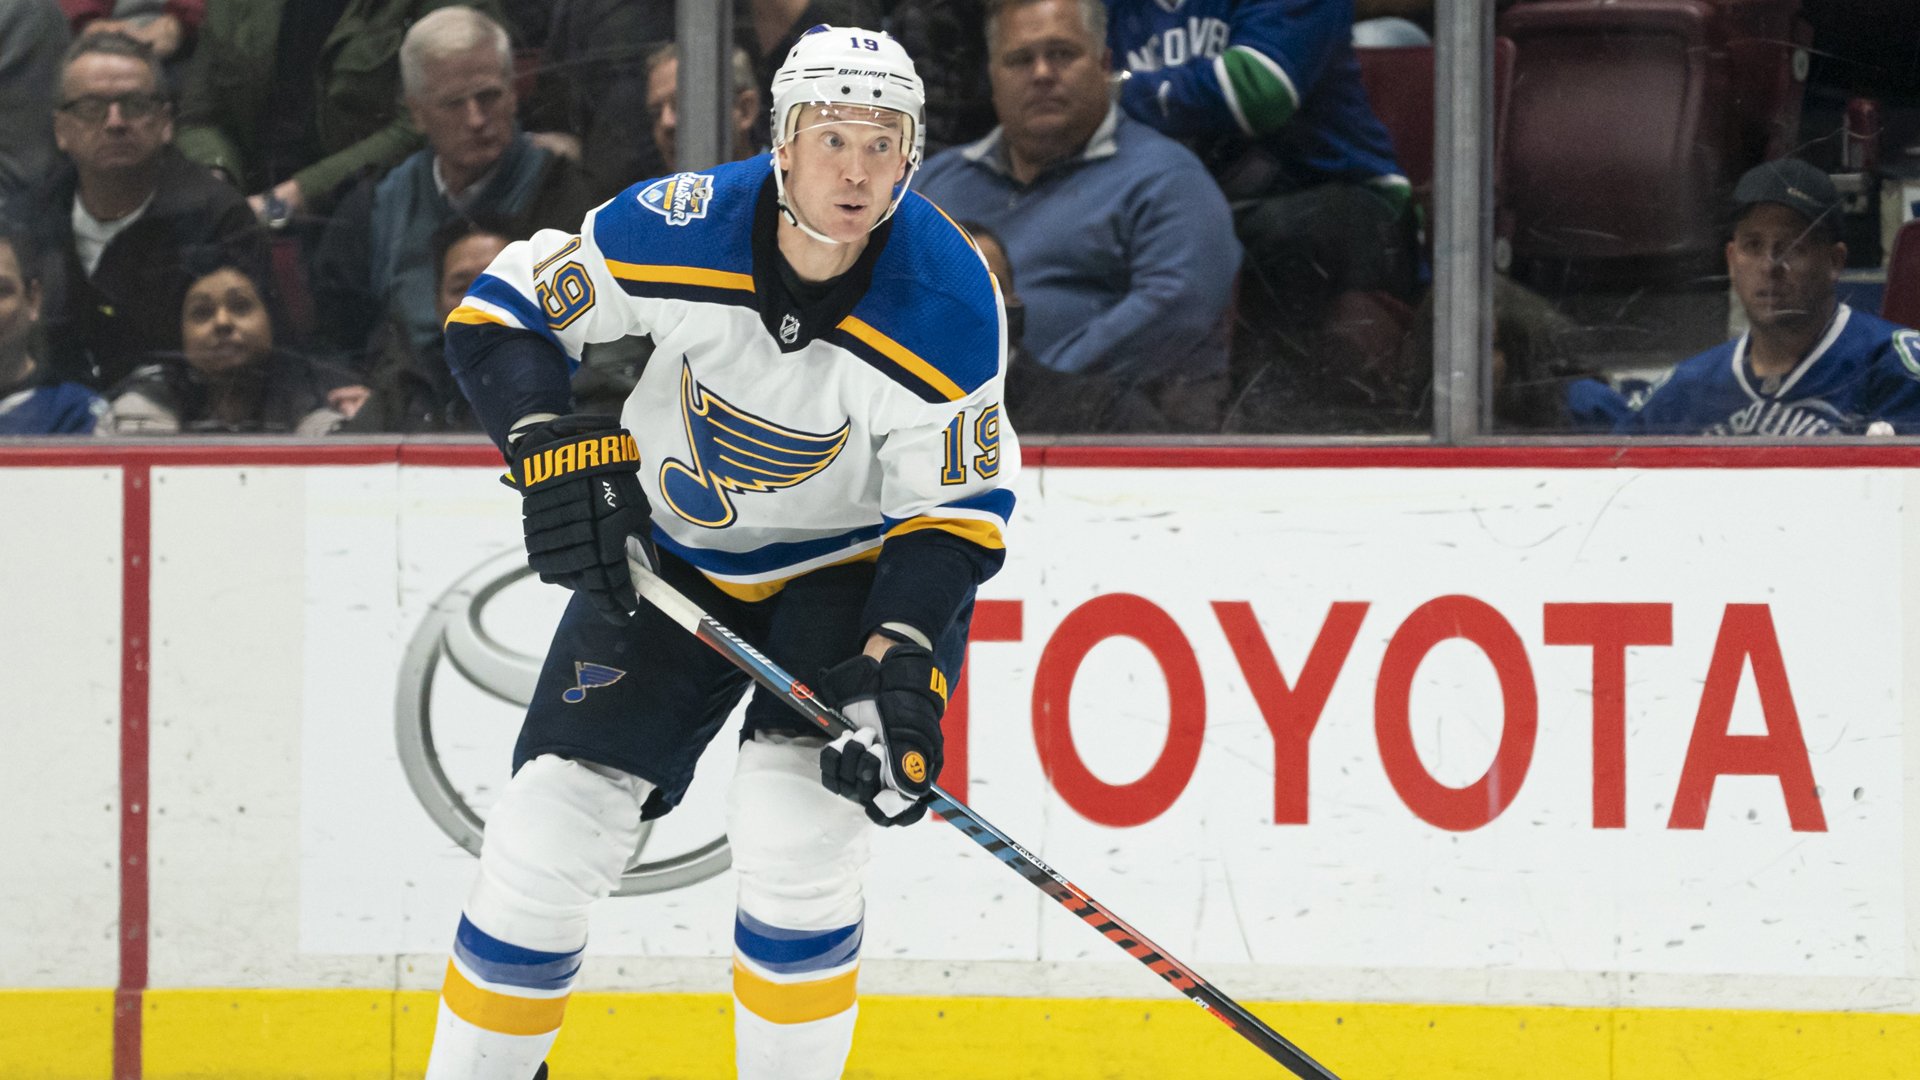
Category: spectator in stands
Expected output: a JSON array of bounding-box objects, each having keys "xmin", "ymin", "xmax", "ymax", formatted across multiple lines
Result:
[
  {"xmin": 312, "ymin": 6, "xmax": 595, "ymax": 385},
  {"xmin": 0, "ymin": 1, "xmax": 69, "ymax": 217},
  {"xmin": 1104, "ymin": 0, "xmax": 1418, "ymax": 396},
  {"xmin": 63, "ymin": 1, "xmax": 200, "ymax": 64},
  {"xmin": 9, "ymin": 31, "xmax": 259, "ymax": 392},
  {"xmin": 645, "ymin": 42, "xmax": 763, "ymax": 171},
  {"xmin": 111, "ymin": 253, "xmax": 345, "ymax": 434},
  {"xmin": 889, "ymin": 0, "xmax": 998, "ymax": 155},
  {"xmin": 525, "ymin": 0, "xmax": 679, "ymax": 200},
  {"xmin": 749, "ymin": 1, "xmax": 884, "ymax": 106},
  {"xmin": 919, "ymin": 0, "xmax": 1239, "ymax": 431},
  {"xmin": 344, "ymin": 216, "xmax": 505, "ymax": 433},
  {"xmin": 0, "ymin": 223, "xmax": 112, "ymax": 435},
  {"xmin": 174, "ymin": 0, "xmax": 508, "ymax": 222},
  {"xmin": 1626, "ymin": 159, "xmax": 1920, "ymax": 436}
]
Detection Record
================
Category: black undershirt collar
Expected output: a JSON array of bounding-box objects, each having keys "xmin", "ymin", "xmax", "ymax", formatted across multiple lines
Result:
[{"xmin": 750, "ymin": 174, "xmax": 892, "ymax": 353}]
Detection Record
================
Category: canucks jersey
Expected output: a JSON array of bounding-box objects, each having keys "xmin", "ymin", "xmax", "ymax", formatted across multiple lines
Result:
[
  {"xmin": 446, "ymin": 155, "xmax": 1017, "ymax": 607},
  {"xmin": 1106, "ymin": 0, "xmax": 1406, "ymax": 198},
  {"xmin": 1625, "ymin": 305, "xmax": 1920, "ymax": 435},
  {"xmin": 0, "ymin": 379, "xmax": 109, "ymax": 435}
]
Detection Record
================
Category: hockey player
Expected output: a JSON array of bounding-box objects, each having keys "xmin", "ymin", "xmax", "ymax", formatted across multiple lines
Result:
[
  {"xmin": 422, "ymin": 25, "xmax": 1015, "ymax": 1080},
  {"xmin": 1626, "ymin": 158, "xmax": 1920, "ymax": 436}
]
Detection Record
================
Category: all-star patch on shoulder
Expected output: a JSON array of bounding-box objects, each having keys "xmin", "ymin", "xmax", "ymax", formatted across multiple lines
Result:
[{"xmin": 639, "ymin": 172, "xmax": 716, "ymax": 226}]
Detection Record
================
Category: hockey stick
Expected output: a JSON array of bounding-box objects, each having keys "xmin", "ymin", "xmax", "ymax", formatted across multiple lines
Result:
[{"xmin": 626, "ymin": 557, "xmax": 1341, "ymax": 1078}]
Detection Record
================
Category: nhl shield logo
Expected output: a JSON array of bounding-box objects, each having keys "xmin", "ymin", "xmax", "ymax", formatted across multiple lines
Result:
[
  {"xmin": 638, "ymin": 172, "xmax": 714, "ymax": 226},
  {"xmin": 780, "ymin": 313, "xmax": 801, "ymax": 344}
]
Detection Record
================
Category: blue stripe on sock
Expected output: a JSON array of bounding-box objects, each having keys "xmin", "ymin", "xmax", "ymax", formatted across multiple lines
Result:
[
  {"xmin": 734, "ymin": 910, "xmax": 863, "ymax": 975},
  {"xmin": 453, "ymin": 915, "xmax": 583, "ymax": 991}
]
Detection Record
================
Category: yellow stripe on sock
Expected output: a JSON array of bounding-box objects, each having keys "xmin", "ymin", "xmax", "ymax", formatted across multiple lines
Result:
[
  {"xmin": 732, "ymin": 960, "xmax": 859, "ymax": 1025},
  {"xmin": 440, "ymin": 961, "xmax": 568, "ymax": 1036}
]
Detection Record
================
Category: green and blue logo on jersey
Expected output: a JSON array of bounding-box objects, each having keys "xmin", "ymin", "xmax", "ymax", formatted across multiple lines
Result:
[
  {"xmin": 638, "ymin": 172, "xmax": 714, "ymax": 226},
  {"xmin": 660, "ymin": 360, "xmax": 851, "ymax": 528},
  {"xmin": 1895, "ymin": 329, "xmax": 1920, "ymax": 379}
]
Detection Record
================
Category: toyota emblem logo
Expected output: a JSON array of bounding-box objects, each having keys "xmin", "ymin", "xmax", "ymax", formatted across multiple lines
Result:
[{"xmin": 393, "ymin": 549, "xmax": 732, "ymax": 895}]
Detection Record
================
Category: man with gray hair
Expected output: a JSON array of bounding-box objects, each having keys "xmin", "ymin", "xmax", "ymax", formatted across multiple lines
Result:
[{"xmin": 312, "ymin": 5, "xmax": 595, "ymax": 401}]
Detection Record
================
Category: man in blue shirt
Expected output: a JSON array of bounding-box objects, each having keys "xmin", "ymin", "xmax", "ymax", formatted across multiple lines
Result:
[
  {"xmin": 1104, "ymin": 0, "xmax": 1416, "ymax": 395},
  {"xmin": 917, "ymin": 0, "xmax": 1240, "ymax": 431},
  {"xmin": 0, "ymin": 223, "xmax": 109, "ymax": 436},
  {"xmin": 1626, "ymin": 158, "xmax": 1920, "ymax": 436}
]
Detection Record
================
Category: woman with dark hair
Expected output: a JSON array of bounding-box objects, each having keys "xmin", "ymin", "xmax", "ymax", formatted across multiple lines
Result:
[{"xmin": 109, "ymin": 253, "xmax": 345, "ymax": 434}]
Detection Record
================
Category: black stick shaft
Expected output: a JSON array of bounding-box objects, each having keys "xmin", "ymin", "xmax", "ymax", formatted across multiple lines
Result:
[{"xmin": 628, "ymin": 562, "xmax": 1341, "ymax": 1078}]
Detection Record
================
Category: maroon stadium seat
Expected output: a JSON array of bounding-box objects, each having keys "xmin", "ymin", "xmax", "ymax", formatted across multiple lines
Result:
[
  {"xmin": 1498, "ymin": 0, "xmax": 1734, "ymax": 274},
  {"xmin": 1885, "ymin": 219, "xmax": 1920, "ymax": 331},
  {"xmin": 1353, "ymin": 38, "xmax": 1516, "ymax": 249}
]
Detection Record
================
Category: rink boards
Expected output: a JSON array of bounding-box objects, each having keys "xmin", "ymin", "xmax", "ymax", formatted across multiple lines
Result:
[{"xmin": 2, "ymin": 442, "xmax": 1918, "ymax": 1078}]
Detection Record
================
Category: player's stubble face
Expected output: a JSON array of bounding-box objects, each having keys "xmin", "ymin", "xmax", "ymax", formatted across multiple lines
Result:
[
  {"xmin": 777, "ymin": 106, "xmax": 909, "ymax": 250},
  {"xmin": 1726, "ymin": 203, "xmax": 1846, "ymax": 333}
]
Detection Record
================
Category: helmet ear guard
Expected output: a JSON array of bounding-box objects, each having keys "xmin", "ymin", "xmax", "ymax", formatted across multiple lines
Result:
[{"xmin": 767, "ymin": 25, "xmax": 927, "ymax": 243}]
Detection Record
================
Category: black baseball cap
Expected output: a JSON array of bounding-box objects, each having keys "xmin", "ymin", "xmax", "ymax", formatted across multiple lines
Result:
[{"xmin": 1731, "ymin": 158, "xmax": 1841, "ymax": 238}]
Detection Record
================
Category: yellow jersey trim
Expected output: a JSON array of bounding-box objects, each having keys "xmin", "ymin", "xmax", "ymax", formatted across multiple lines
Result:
[
  {"xmin": 837, "ymin": 316, "xmax": 967, "ymax": 402},
  {"xmin": 699, "ymin": 548, "xmax": 883, "ymax": 603},
  {"xmin": 445, "ymin": 305, "xmax": 508, "ymax": 328},
  {"xmin": 885, "ymin": 516, "xmax": 1006, "ymax": 550},
  {"xmin": 606, "ymin": 261, "xmax": 756, "ymax": 293}
]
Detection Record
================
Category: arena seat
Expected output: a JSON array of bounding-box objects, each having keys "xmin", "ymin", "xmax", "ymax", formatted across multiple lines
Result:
[
  {"xmin": 1353, "ymin": 38, "xmax": 1517, "ymax": 245},
  {"xmin": 1885, "ymin": 219, "xmax": 1920, "ymax": 331},
  {"xmin": 1498, "ymin": 0, "xmax": 1736, "ymax": 278}
]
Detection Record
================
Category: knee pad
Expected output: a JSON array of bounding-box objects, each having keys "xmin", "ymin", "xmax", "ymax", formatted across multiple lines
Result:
[
  {"xmin": 466, "ymin": 754, "xmax": 653, "ymax": 953},
  {"xmin": 726, "ymin": 733, "xmax": 871, "ymax": 931}
]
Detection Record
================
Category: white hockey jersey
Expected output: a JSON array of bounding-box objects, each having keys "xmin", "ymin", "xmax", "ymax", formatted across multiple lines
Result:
[{"xmin": 447, "ymin": 155, "xmax": 1017, "ymax": 601}]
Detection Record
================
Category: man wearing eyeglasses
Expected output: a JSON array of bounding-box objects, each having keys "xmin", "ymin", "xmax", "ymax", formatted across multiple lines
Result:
[{"xmin": 8, "ymin": 30, "xmax": 259, "ymax": 392}]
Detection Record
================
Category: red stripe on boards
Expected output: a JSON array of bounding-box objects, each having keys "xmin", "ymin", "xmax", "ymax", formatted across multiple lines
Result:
[{"xmin": 116, "ymin": 465, "xmax": 151, "ymax": 1080}]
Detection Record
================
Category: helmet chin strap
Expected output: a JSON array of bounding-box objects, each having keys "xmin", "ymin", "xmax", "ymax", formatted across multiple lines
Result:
[{"xmin": 773, "ymin": 163, "xmax": 847, "ymax": 246}]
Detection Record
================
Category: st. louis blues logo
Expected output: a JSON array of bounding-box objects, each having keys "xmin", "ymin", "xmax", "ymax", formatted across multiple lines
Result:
[
  {"xmin": 660, "ymin": 359, "xmax": 850, "ymax": 528},
  {"xmin": 562, "ymin": 661, "xmax": 626, "ymax": 703},
  {"xmin": 638, "ymin": 172, "xmax": 714, "ymax": 226}
]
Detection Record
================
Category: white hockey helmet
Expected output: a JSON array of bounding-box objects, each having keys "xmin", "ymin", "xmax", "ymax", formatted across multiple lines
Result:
[{"xmin": 768, "ymin": 25, "xmax": 927, "ymax": 242}]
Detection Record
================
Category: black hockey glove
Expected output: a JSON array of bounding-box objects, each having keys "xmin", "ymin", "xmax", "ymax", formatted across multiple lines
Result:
[
  {"xmin": 507, "ymin": 414, "xmax": 658, "ymax": 626},
  {"xmin": 816, "ymin": 642, "xmax": 947, "ymax": 827}
]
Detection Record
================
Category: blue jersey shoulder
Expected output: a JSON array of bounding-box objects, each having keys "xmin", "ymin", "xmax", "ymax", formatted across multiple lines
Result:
[
  {"xmin": 1839, "ymin": 308, "xmax": 1920, "ymax": 373},
  {"xmin": 590, "ymin": 155, "xmax": 770, "ymax": 277},
  {"xmin": 0, "ymin": 381, "xmax": 106, "ymax": 435},
  {"xmin": 846, "ymin": 192, "xmax": 1002, "ymax": 401}
]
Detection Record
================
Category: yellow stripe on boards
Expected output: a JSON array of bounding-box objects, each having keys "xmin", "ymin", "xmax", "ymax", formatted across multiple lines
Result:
[
  {"xmin": 732, "ymin": 962, "xmax": 859, "ymax": 1025},
  {"xmin": 5, "ymin": 988, "xmax": 1919, "ymax": 1078},
  {"xmin": 605, "ymin": 260, "xmax": 755, "ymax": 293},
  {"xmin": 440, "ymin": 960, "xmax": 569, "ymax": 1037},
  {"xmin": 0, "ymin": 989, "xmax": 111, "ymax": 1080},
  {"xmin": 837, "ymin": 316, "xmax": 967, "ymax": 402}
]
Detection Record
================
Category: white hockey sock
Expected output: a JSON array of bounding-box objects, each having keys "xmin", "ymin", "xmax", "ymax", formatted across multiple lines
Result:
[
  {"xmin": 731, "ymin": 910, "xmax": 864, "ymax": 1080},
  {"xmin": 425, "ymin": 755, "xmax": 650, "ymax": 1080},
  {"xmin": 423, "ymin": 914, "xmax": 577, "ymax": 1079}
]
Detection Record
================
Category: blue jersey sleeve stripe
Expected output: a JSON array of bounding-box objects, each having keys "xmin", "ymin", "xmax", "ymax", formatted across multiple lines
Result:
[
  {"xmin": 882, "ymin": 487, "xmax": 1016, "ymax": 528},
  {"xmin": 467, "ymin": 273, "xmax": 565, "ymax": 352}
]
